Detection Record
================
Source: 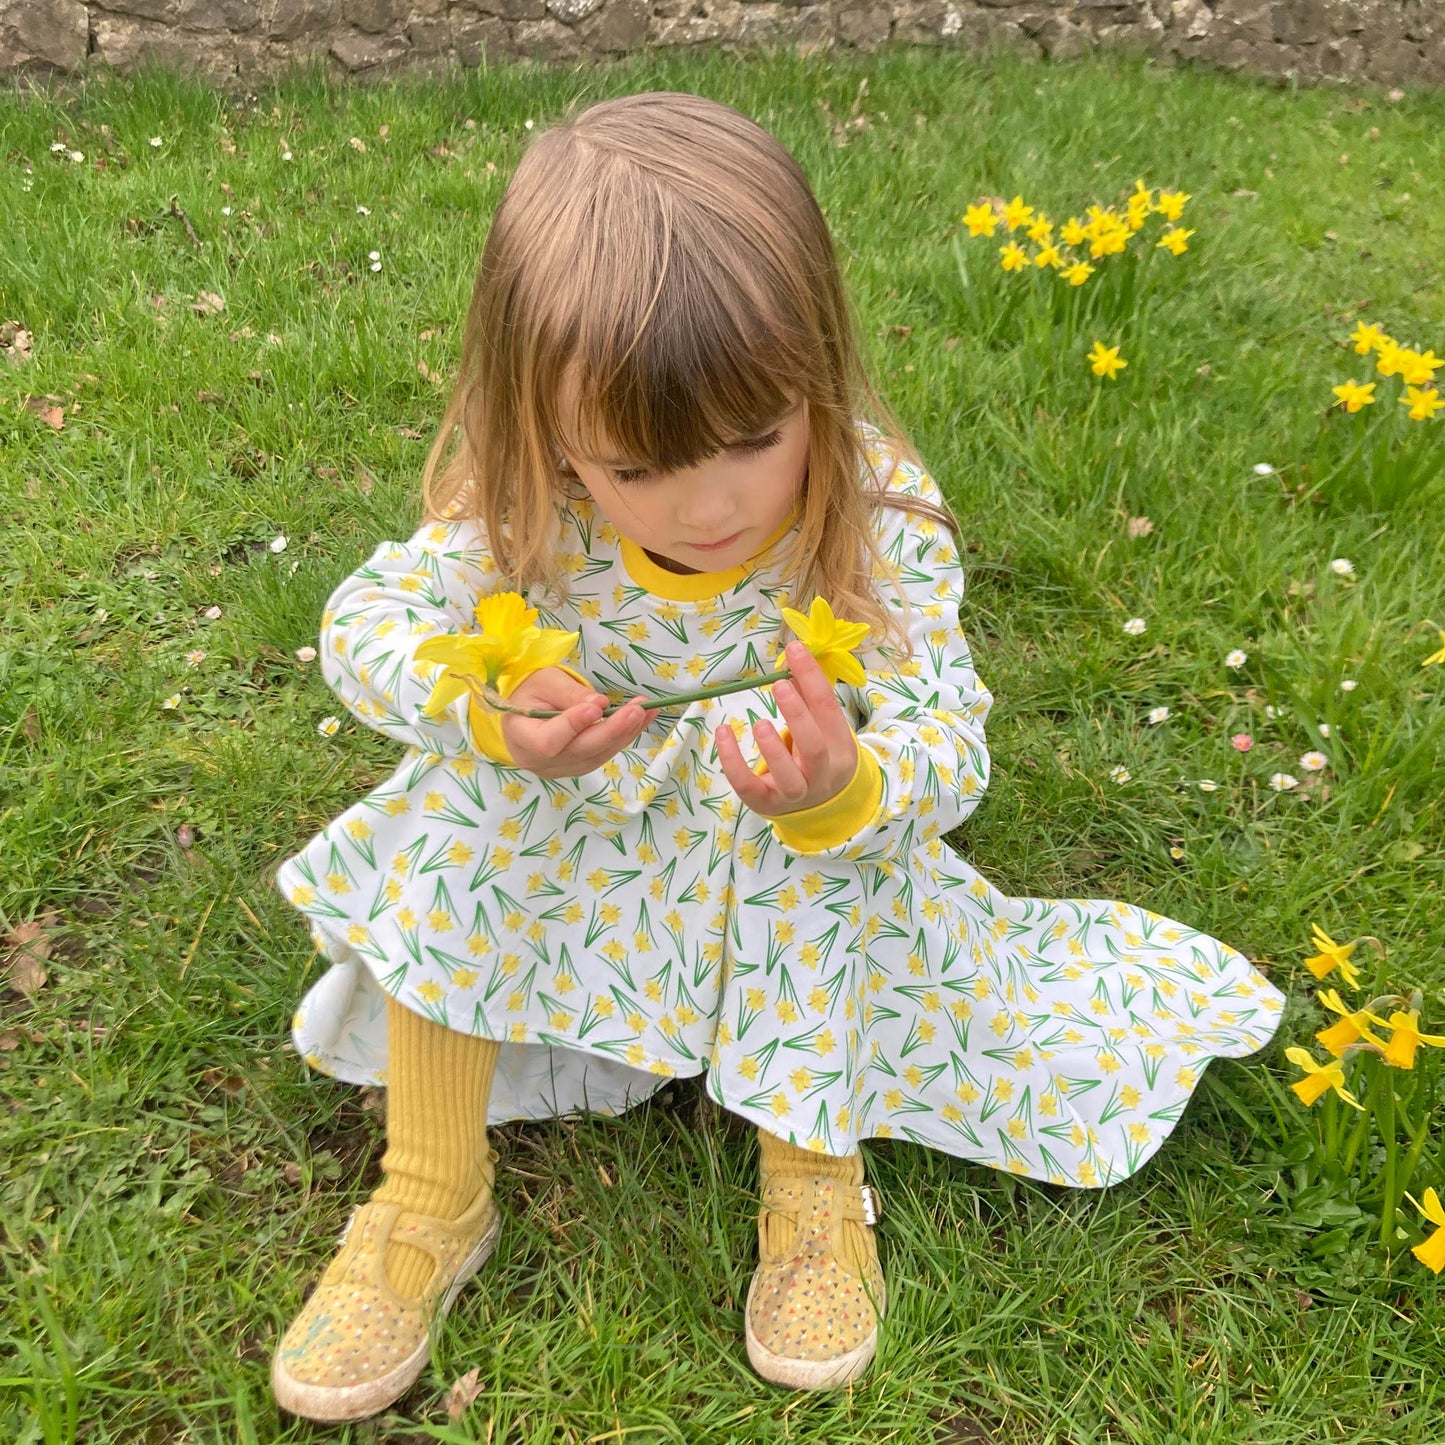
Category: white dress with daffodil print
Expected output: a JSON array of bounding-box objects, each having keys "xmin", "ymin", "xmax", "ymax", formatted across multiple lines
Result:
[{"xmin": 279, "ymin": 421, "xmax": 1285, "ymax": 1188}]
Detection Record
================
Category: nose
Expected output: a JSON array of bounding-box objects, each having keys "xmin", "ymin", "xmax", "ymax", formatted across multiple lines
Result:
[{"xmin": 676, "ymin": 482, "xmax": 737, "ymax": 534}]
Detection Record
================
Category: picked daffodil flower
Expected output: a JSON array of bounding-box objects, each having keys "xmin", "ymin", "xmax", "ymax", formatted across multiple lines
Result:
[
  {"xmin": 778, "ymin": 597, "xmax": 871, "ymax": 687},
  {"xmin": 416, "ymin": 591, "xmax": 579, "ymax": 716}
]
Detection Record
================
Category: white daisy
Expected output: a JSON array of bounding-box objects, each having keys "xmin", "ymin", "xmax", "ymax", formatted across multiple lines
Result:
[
  {"xmin": 1317, "ymin": 723, "xmax": 1331, "ymax": 738},
  {"xmin": 1269, "ymin": 772, "xmax": 1299, "ymax": 791},
  {"xmin": 162, "ymin": 693, "xmax": 181, "ymax": 710},
  {"xmin": 1340, "ymin": 679, "xmax": 1358, "ymax": 692},
  {"xmin": 149, "ymin": 136, "xmax": 162, "ymax": 147},
  {"xmin": 1329, "ymin": 557, "xmax": 1354, "ymax": 576},
  {"xmin": 1109, "ymin": 766, "xmax": 1131, "ymax": 784},
  {"xmin": 185, "ymin": 649, "xmax": 206, "ymax": 666},
  {"xmin": 1253, "ymin": 463, "xmax": 1275, "ymax": 475},
  {"xmin": 1225, "ymin": 649, "xmax": 1248, "ymax": 669},
  {"xmin": 318, "ymin": 716, "xmax": 341, "ymax": 738},
  {"xmin": 1147, "ymin": 706, "xmax": 1171, "ymax": 725},
  {"xmin": 203, "ymin": 605, "xmax": 222, "ymax": 620},
  {"xmin": 270, "ymin": 535, "xmax": 288, "ymax": 553},
  {"xmin": 357, "ymin": 205, "xmax": 371, "ymax": 215},
  {"xmin": 1299, "ymin": 751, "xmax": 1329, "ymax": 772},
  {"xmin": 1169, "ymin": 845, "xmax": 1185, "ymax": 859},
  {"xmin": 295, "ymin": 645, "xmax": 317, "ymax": 663},
  {"xmin": 1197, "ymin": 779, "xmax": 1220, "ymax": 793},
  {"xmin": 1123, "ymin": 617, "xmax": 1147, "ymax": 636}
]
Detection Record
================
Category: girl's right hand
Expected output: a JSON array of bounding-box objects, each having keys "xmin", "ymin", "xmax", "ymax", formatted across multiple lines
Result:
[{"xmin": 499, "ymin": 668, "xmax": 653, "ymax": 778}]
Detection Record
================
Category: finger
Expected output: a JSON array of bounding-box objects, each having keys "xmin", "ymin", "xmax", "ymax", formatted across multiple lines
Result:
[
  {"xmin": 523, "ymin": 696, "xmax": 608, "ymax": 757},
  {"xmin": 772, "ymin": 678, "xmax": 827, "ymax": 770},
  {"xmin": 786, "ymin": 642, "xmax": 854, "ymax": 748},
  {"xmin": 715, "ymin": 725, "xmax": 771, "ymax": 808},
  {"xmin": 753, "ymin": 720, "xmax": 808, "ymax": 802},
  {"xmin": 562, "ymin": 698, "xmax": 651, "ymax": 769},
  {"xmin": 509, "ymin": 667, "xmax": 603, "ymax": 712}
]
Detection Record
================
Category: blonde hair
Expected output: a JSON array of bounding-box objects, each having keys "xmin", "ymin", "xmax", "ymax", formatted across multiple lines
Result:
[{"xmin": 422, "ymin": 90, "xmax": 954, "ymax": 657}]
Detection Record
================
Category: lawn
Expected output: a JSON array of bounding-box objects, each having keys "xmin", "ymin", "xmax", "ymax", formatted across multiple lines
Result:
[{"xmin": 2, "ymin": 42, "xmax": 1443, "ymax": 1445}]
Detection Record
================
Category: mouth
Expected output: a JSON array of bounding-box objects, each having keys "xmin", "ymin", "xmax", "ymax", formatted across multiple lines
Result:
[{"xmin": 688, "ymin": 530, "xmax": 744, "ymax": 553}]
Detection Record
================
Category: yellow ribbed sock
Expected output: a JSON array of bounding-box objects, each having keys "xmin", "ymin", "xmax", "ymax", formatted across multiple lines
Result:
[
  {"xmin": 757, "ymin": 1129, "xmax": 874, "ymax": 1277},
  {"xmin": 372, "ymin": 996, "xmax": 500, "ymax": 1297}
]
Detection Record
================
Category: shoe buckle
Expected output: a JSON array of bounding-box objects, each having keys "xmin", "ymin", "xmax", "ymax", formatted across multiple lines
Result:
[{"xmin": 859, "ymin": 1184, "xmax": 880, "ymax": 1226}]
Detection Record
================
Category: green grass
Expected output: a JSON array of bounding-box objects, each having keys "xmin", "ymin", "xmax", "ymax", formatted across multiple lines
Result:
[{"xmin": 3, "ymin": 44, "xmax": 1444, "ymax": 1444}]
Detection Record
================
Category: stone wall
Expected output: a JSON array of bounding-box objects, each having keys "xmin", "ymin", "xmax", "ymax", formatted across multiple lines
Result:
[{"xmin": 2, "ymin": 0, "xmax": 1442, "ymax": 87}]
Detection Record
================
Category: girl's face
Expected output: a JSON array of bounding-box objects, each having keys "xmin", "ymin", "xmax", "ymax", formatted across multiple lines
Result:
[{"xmin": 557, "ymin": 388, "xmax": 809, "ymax": 574}]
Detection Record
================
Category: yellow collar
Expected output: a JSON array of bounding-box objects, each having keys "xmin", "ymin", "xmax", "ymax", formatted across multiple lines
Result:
[{"xmin": 618, "ymin": 510, "xmax": 799, "ymax": 602}]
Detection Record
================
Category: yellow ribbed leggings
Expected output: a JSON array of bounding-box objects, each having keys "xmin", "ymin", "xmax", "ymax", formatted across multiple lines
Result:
[{"xmin": 374, "ymin": 996, "xmax": 868, "ymax": 1292}]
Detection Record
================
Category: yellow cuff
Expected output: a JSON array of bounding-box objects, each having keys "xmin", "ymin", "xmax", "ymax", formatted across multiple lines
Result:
[
  {"xmin": 465, "ymin": 664, "xmax": 597, "ymax": 768},
  {"xmin": 769, "ymin": 744, "xmax": 882, "ymax": 854}
]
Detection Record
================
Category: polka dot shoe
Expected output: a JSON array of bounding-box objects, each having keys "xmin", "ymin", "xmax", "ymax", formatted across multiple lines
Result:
[
  {"xmin": 271, "ymin": 1185, "xmax": 500, "ymax": 1422},
  {"xmin": 745, "ymin": 1173, "xmax": 885, "ymax": 1389}
]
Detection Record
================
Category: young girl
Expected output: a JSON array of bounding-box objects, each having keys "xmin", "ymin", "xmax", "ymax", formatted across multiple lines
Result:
[{"xmin": 270, "ymin": 91, "xmax": 1286, "ymax": 1421}]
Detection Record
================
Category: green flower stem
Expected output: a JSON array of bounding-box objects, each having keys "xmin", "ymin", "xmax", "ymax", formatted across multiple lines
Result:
[
  {"xmin": 1378, "ymin": 1072, "xmax": 1398, "ymax": 1249},
  {"xmin": 1340, "ymin": 1056, "xmax": 1376, "ymax": 1175},
  {"xmin": 481, "ymin": 668, "xmax": 796, "ymax": 720}
]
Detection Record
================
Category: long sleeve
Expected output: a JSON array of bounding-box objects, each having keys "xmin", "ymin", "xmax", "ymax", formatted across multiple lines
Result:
[
  {"xmin": 319, "ymin": 518, "xmax": 510, "ymax": 759},
  {"xmin": 770, "ymin": 457, "xmax": 993, "ymax": 863}
]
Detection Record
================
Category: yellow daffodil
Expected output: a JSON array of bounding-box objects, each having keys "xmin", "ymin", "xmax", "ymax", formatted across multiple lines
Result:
[
  {"xmin": 1284, "ymin": 1047, "xmax": 1364, "ymax": 1110},
  {"xmin": 1421, "ymin": 630, "xmax": 1445, "ymax": 667},
  {"xmin": 1331, "ymin": 379, "xmax": 1376, "ymax": 414},
  {"xmin": 778, "ymin": 597, "xmax": 870, "ymax": 687},
  {"xmin": 1002, "ymin": 195, "xmax": 1034, "ymax": 232},
  {"xmin": 1374, "ymin": 1008, "xmax": 1445, "ymax": 1070},
  {"xmin": 416, "ymin": 591, "xmax": 579, "ymax": 716},
  {"xmin": 1408, "ymin": 1188, "xmax": 1445, "ymax": 1273},
  {"xmin": 1157, "ymin": 226, "xmax": 1195, "ymax": 256},
  {"xmin": 1060, "ymin": 216, "xmax": 1086, "ymax": 247},
  {"xmin": 999, "ymin": 241, "xmax": 1029, "ymax": 273},
  {"xmin": 1026, "ymin": 216, "xmax": 1053, "ymax": 244},
  {"xmin": 1401, "ymin": 386, "xmax": 1442, "ymax": 421},
  {"xmin": 1156, "ymin": 189, "xmax": 1190, "ymax": 222},
  {"xmin": 1314, "ymin": 987, "xmax": 1373, "ymax": 1057},
  {"xmin": 962, "ymin": 202, "xmax": 998, "ymax": 237},
  {"xmin": 1303, "ymin": 926, "xmax": 1362, "ymax": 988},
  {"xmin": 1063, "ymin": 260, "xmax": 1095, "ymax": 286},
  {"xmin": 1034, "ymin": 243, "xmax": 1063, "ymax": 269},
  {"xmin": 1400, "ymin": 348, "xmax": 1440, "ymax": 385},
  {"xmin": 1375, "ymin": 339, "xmax": 1404, "ymax": 379},
  {"xmin": 1088, "ymin": 341, "xmax": 1127, "ymax": 380},
  {"xmin": 1350, "ymin": 322, "xmax": 1387, "ymax": 355}
]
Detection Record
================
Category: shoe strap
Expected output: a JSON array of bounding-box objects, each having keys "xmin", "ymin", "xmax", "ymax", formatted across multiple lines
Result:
[
  {"xmin": 335, "ymin": 1187, "xmax": 496, "ymax": 1301},
  {"xmin": 761, "ymin": 1175, "xmax": 881, "ymax": 1226}
]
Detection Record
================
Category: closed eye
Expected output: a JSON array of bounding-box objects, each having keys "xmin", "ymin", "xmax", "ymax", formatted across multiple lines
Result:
[{"xmin": 610, "ymin": 427, "xmax": 785, "ymax": 484}]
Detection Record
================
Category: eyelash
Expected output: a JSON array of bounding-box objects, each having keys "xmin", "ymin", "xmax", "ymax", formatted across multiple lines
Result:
[{"xmin": 611, "ymin": 428, "xmax": 784, "ymax": 484}]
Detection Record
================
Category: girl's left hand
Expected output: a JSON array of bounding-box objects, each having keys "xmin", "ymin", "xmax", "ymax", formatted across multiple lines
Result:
[{"xmin": 715, "ymin": 641, "xmax": 859, "ymax": 818}]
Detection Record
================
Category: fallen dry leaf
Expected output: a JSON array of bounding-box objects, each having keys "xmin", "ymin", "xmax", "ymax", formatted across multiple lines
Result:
[
  {"xmin": 24, "ymin": 395, "xmax": 65, "ymax": 430},
  {"xmin": 0, "ymin": 1029, "xmax": 23, "ymax": 1051},
  {"xmin": 417, "ymin": 360, "xmax": 443, "ymax": 385},
  {"xmin": 5, "ymin": 913, "xmax": 61, "ymax": 997},
  {"xmin": 444, "ymin": 1367, "xmax": 483, "ymax": 1422},
  {"xmin": 355, "ymin": 463, "xmax": 377, "ymax": 497},
  {"xmin": 1127, "ymin": 516, "xmax": 1154, "ymax": 539},
  {"xmin": 199, "ymin": 1066, "xmax": 247, "ymax": 1095},
  {"xmin": 283, "ymin": 1161, "xmax": 303, "ymax": 1185},
  {"xmin": 191, "ymin": 291, "xmax": 226, "ymax": 317},
  {"xmin": 395, "ymin": 426, "xmax": 424, "ymax": 440}
]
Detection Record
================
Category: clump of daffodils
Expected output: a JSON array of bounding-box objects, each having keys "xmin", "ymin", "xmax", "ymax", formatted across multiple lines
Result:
[
  {"xmin": 1332, "ymin": 322, "xmax": 1441, "ymax": 422},
  {"xmin": 1281, "ymin": 924, "xmax": 1445, "ymax": 1270},
  {"xmin": 961, "ymin": 180, "xmax": 1193, "ymax": 286}
]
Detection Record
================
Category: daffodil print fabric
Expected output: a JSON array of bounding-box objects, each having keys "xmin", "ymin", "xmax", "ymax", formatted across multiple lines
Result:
[{"xmin": 278, "ymin": 422, "xmax": 1286, "ymax": 1189}]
